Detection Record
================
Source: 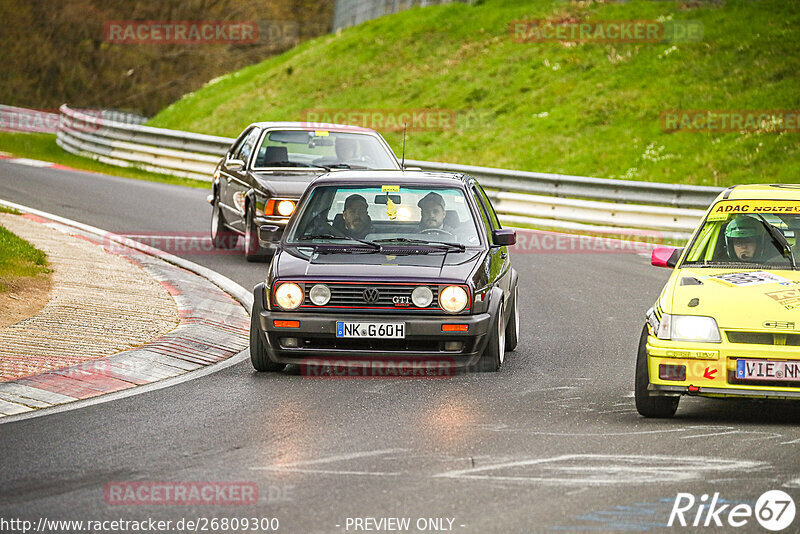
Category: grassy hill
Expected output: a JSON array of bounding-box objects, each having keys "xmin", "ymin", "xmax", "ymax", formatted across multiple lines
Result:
[{"xmin": 149, "ymin": 0, "xmax": 800, "ymax": 187}]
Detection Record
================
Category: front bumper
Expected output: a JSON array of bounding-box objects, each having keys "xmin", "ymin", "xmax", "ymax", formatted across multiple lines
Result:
[
  {"xmin": 256, "ymin": 310, "xmax": 493, "ymax": 367},
  {"xmin": 646, "ymin": 334, "xmax": 800, "ymax": 399}
]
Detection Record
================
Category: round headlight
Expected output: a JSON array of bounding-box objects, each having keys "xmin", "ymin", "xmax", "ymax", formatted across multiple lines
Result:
[
  {"xmin": 412, "ymin": 286, "xmax": 434, "ymax": 308},
  {"xmin": 439, "ymin": 286, "xmax": 468, "ymax": 313},
  {"xmin": 275, "ymin": 282, "xmax": 303, "ymax": 310},
  {"xmin": 309, "ymin": 284, "xmax": 331, "ymax": 306},
  {"xmin": 276, "ymin": 200, "xmax": 294, "ymax": 217}
]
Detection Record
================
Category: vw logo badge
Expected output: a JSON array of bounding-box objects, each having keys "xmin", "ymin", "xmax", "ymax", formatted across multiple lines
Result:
[{"xmin": 363, "ymin": 288, "xmax": 380, "ymax": 303}]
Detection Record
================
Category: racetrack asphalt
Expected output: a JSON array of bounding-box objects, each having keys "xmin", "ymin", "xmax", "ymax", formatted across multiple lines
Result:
[{"xmin": 2, "ymin": 160, "xmax": 800, "ymax": 533}]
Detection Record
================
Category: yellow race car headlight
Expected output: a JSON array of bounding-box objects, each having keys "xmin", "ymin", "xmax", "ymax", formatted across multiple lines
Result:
[
  {"xmin": 439, "ymin": 286, "xmax": 468, "ymax": 313},
  {"xmin": 274, "ymin": 282, "xmax": 303, "ymax": 310},
  {"xmin": 657, "ymin": 313, "xmax": 721, "ymax": 343}
]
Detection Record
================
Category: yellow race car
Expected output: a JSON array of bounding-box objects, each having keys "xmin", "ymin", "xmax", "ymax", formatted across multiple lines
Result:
[{"xmin": 637, "ymin": 184, "xmax": 800, "ymax": 417}]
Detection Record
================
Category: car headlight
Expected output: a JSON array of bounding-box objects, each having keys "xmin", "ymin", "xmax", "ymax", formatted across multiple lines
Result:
[
  {"xmin": 439, "ymin": 286, "xmax": 468, "ymax": 313},
  {"xmin": 309, "ymin": 284, "xmax": 331, "ymax": 306},
  {"xmin": 412, "ymin": 286, "xmax": 434, "ymax": 308},
  {"xmin": 276, "ymin": 200, "xmax": 295, "ymax": 217},
  {"xmin": 657, "ymin": 313, "xmax": 721, "ymax": 343},
  {"xmin": 274, "ymin": 282, "xmax": 303, "ymax": 310}
]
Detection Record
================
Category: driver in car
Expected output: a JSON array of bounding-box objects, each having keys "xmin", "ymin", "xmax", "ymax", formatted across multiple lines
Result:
[
  {"xmin": 335, "ymin": 137, "xmax": 359, "ymax": 163},
  {"xmin": 417, "ymin": 192, "xmax": 456, "ymax": 234},
  {"xmin": 725, "ymin": 215, "xmax": 782, "ymax": 263}
]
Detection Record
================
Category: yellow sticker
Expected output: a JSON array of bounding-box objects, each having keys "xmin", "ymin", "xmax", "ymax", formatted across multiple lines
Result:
[
  {"xmin": 709, "ymin": 200, "xmax": 800, "ymax": 217},
  {"xmin": 386, "ymin": 198, "xmax": 398, "ymax": 220},
  {"xmin": 314, "ymin": 130, "xmax": 329, "ymax": 136},
  {"xmin": 706, "ymin": 211, "xmax": 729, "ymax": 222},
  {"xmin": 381, "ymin": 185, "xmax": 400, "ymax": 192}
]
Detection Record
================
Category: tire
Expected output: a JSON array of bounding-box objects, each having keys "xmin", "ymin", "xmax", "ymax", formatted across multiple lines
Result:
[
  {"xmin": 211, "ymin": 195, "xmax": 238, "ymax": 249},
  {"xmin": 244, "ymin": 207, "xmax": 268, "ymax": 262},
  {"xmin": 505, "ymin": 286, "xmax": 519, "ymax": 352},
  {"xmin": 635, "ymin": 324, "xmax": 679, "ymax": 418},
  {"xmin": 250, "ymin": 306, "xmax": 285, "ymax": 372},
  {"xmin": 472, "ymin": 305, "xmax": 506, "ymax": 372}
]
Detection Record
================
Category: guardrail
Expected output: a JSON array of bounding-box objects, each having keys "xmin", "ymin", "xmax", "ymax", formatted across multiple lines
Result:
[{"xmin": 54, "ymin": 104, "xmax": 720, "ymax": 240}]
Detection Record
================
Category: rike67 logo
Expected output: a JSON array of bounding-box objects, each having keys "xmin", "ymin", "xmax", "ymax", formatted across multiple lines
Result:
[{"xmin": 669, "ymin": 490, "xmax": 796, "ymax": 531}]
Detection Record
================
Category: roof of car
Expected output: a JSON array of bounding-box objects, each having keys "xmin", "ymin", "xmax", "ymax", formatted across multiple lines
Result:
[
  {"xmin": 717, "ymin": 184, "xmax": 800, "ymax": 202},
  {"xmin": 310, "ymin": 169, "xmax": 470, "ymax": 187},
  {"xmin": 246, "ymin": 121, "xmax": 377, "ymax": 134}
]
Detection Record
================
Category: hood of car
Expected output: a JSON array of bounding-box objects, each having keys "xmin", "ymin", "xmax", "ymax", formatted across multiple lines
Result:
[
  {"xmin": 275, "ymin": 248, "xmax": 483, "ymax": 282},
  {"xmin": 253, "ymin": 172, "xmax": 318, "ymax": 197},
  {"xmin": 666, "ymin": 267, "xmax": 800, "ymax": 330}
]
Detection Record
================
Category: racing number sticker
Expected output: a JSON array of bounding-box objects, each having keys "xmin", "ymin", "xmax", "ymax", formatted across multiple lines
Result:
[{"xmin": 711, "ymin": 271, "xmax": 791, "ymax": 287}]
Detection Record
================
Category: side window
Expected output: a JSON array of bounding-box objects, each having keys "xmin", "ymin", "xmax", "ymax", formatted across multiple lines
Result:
[
  {"xmin": 471, "ymin": 188, "xmax": 492, "ymax": 239},
  {"xmin": 475, "ymin": 184, "xmax": 501, "ymax": 230},
  {"xmin": 229, "ymin": 128, "xmax": 253, "ymax": 160},
  {"xmin": 237, "ymin": 128, "xmax": 260, "ymax": 165}
]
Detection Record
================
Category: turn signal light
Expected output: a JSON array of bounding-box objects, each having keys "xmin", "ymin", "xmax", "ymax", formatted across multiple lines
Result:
[
  {"xmin": 274, "ymin": 320, "xmax": 300, "ymax": 328},
  {"xmin": 442, "ymin": 324, "xmax": 468, "ymax": 332}
]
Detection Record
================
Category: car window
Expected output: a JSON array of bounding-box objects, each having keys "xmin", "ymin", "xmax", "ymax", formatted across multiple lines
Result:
[
  {"xmin": 229, "ymin": 128, "xmax": 253, "ymax": 161},
  {"xmin": 287, "ymin": 185, "xmax": 481, "ymax": 247},
  {"xmin": 253, "ymin": 130, "xmax": 398, "ymax": 169},
  {"xmin": 471, "ymin": 188, "xmax": 493, "ymax": 238},
  {"xmin": 683, "ymin": 200, "xmax": 799, "ymax": 268},
  {"xmin": 236, "ymin": 128, "xmax": 260, "ymax": 165},
  {"xmin": 474, "ymin": 184, "xmax": 501, "ymax": 230}
]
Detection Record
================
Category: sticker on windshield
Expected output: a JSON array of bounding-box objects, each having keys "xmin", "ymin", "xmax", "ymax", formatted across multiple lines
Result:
[
  {"xmin": 709, "ymin": 200, "xmax": 800, "ymax": 216},
  {"xmin": 710, "ymin": 271, "xmax": 791, "ymax": 287},
  {"xmin": 382, "ymin": 185, "xmax": 400, "ymax": 192},
  {"xmin": 314, "ymin": 130, "xmax": 329, "ymax": 136}
]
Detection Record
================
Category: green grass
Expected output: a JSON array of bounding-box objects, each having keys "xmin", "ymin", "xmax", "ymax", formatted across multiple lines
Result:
[
  {"xmin": 0, "ymin": 132, "xmax": 209, "ymax": 189},
  {"xmin": 0, "ymin": 223, "xmax": 50, "ymax": 292},
  {"xmin": 0, "ymin": 206, "xmax": 20, "ymax": 215},
  {"xmin": 149, "ymin": 0, "xmax": 800, "ymax": 188}
]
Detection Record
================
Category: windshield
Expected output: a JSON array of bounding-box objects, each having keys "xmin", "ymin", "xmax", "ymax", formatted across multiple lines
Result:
[
  {"xmin": 683, "ymin": 199, "xmax": 800, "ymax": 269},
  {"xmin": 252, "ymin": 130, "xmax": 398, "ymax": 170},
  {"xmin": 285, "ymin": 185, "xmax": 482, "ymax": 248}
]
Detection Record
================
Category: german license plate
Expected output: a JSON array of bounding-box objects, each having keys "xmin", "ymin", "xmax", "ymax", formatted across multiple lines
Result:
[
  {"xmin": 736, "ymin": 359, "xmax": 800, "ymax": 382},
  {"xmin": 336, "ymin": 322, "xmax": 405, "ymax": 338}
]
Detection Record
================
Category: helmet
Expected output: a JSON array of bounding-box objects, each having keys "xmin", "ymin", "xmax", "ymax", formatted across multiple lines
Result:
[{"xmin": 724, "ymin": 216, "xmax": 764, "ymax": 260}]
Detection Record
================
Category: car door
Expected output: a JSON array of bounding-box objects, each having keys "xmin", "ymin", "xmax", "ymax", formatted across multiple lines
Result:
[
  {"xmin": 219, "ymin": 127, "xmax": 254, "ymax": 225},
  {"xmin": 471, "ymin": 182, "xmax": 512, "ymax": 317},
  {"xmin": 226, "ymin": 127, "xmax": 261, "ymax": 232}
]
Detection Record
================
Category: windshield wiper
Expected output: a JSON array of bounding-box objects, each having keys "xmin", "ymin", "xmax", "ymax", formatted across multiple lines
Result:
[
  {"xmin": 753, "ymin": 214, "xmax": 798, "ymax": 270},
  {"xmin": 373, "ymin": 237, "xmax": 465, "ymax": 252},
  {"xmin": 262, "ymin": 161, "xmax": 330, "ymax": 171},
  {"xmin": 297, "ymin": 233, "xmax": 381, "ymax": 250}
]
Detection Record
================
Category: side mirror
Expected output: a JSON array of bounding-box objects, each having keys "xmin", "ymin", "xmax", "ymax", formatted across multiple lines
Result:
[
  {"xmin": 492, "ymin": 228, "xmax": 516, "ymax": 246},
  {"xmin": 651, "ymin": 247, "xmax": 683, "ymax": 268},
  {"xmin": 227, "ymin": 158, "xmax": 245, "ymax": 170},
  {"xmin": 259, "ymin": 224, "xmax": 281, "ymax": 244}
]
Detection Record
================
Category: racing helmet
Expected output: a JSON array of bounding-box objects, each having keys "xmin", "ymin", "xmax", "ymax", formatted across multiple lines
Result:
[{"xmin": 724, "ymin": 215, "xmax": 765, "ymax": 260}]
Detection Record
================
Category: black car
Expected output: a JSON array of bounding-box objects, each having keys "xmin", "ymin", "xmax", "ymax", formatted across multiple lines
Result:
[
  {"xmin": 209, "ymin": 122, "xmax": 400, "ymax": 261},
  {"xmin": 249, "ymin": 170, "xmax": 520, "ymax": 373}
]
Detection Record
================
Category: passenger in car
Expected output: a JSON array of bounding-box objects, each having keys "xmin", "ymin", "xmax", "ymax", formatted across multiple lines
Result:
[{"xmin": 338, "ymin": 194, "xmax": 373, "ymax": 239}]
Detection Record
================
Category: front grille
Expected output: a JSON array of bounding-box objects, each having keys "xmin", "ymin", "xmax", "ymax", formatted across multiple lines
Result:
[
  {"xmin": 726, "ymin": 331, "xmax": 800, "ymax": 346},
  {"xmin": 297, "ymin": 283, "xmax": 452, "ymax": 310}
]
